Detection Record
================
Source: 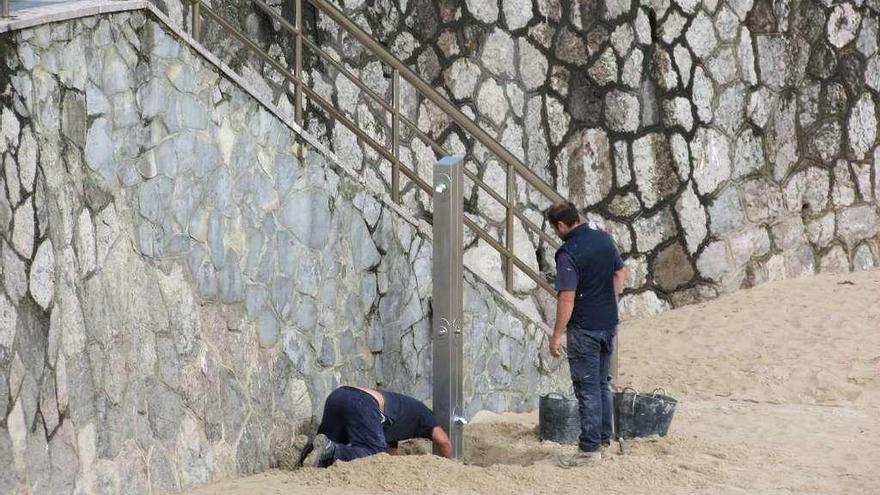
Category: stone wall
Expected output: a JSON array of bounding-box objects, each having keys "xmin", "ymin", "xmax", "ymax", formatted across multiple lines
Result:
[
  {"xmin": 0, "ymin": 8, "xmax": 566, "ymax": 493},
  {"xmin": 144, "ymin": 0, "xmax": 880, "ymax": 320}
]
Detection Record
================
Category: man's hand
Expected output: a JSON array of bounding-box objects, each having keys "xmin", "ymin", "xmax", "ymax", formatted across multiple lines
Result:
[
  {"xmin": 431, "ymin": 426, "xmax": 453, "ymax": 458},
  {"xmin": 550, "ymin": 290, "xmax": 575, "ymax": 359},
  {"xmin": 549, "ymin": 333, "xmax": 562, "ymax": 358}
]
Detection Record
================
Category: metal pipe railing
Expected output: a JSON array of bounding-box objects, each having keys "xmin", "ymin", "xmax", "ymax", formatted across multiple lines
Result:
[
  {"xmin": 293, "ymin": 0, "xmax": 303, "ymax": 125},
  {"xmin": 3, "ymin": 0, "xmax": 10, "ymax": 18},
  {"xmin": 307, "ymin": 0, "xmax": 564, "ymax": 205},
  {"xmin": 190, "ymin": 0, "xmax": 567, "ymax": 295}
]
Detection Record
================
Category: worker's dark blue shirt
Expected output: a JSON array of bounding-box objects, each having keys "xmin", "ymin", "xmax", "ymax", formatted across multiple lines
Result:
[
  {"xmin": 380, "ymin": 390, "xmax": 438, "ymax": 447},
  {"xmin": 555, "ymin": 224, "xmax": 624, "ymax": 331}
]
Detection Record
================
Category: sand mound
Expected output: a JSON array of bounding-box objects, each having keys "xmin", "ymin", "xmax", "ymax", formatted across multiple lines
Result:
[
  {"xmin": 618, "ymin": 270, "xmax": 880, "ymax": 408},
  {"xmin": 185, "ymin": 270, "xmax": 880, "ymax": 495}
]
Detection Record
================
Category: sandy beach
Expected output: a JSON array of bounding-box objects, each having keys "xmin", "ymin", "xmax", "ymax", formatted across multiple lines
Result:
[{"xmin": 184, "ymin": 270, "xmax": 880, "ymax": 495}]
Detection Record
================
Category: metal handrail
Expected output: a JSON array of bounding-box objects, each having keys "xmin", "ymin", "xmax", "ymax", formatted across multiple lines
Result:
[
  {"xmin": 2, "ymin": 0, "xmax": 10, "ymax": 18},
  {"xmin": 305, "ymin": 0, "xmax": 564, "ymax": 202},
  {"xmin": 190, "ymin": 0, "xmax": 566, "ymax": 295}
]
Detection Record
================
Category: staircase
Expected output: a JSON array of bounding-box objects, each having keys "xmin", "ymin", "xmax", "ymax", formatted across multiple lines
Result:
[{"xmin": 187, "ymin": 0, "xmax": 568, "ymax": 298}]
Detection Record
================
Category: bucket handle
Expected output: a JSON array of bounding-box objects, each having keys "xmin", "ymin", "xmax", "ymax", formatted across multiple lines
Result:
[
  {"xmin": 616, "ymin": 387, "xmax": 640, "ymax": 411},
  {"xmin": 652, "ymin": 388, "xmax": 668, "ymax": 397}
]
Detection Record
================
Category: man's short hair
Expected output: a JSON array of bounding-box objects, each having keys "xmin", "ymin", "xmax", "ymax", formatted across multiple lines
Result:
[{"xmin": 544, "ymin": 201, "xmax": 580, "ymax": 227}]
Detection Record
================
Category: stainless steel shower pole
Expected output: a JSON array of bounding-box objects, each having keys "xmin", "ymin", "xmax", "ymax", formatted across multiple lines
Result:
[{"xmin": 432, "ymin": 155, "xmax": 464, "ymax": 459}]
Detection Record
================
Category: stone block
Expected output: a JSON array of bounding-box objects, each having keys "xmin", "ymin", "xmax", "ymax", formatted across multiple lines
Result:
[
  {"xmin": 697, "ymin": 240, "xmax": 735, "ymax": 283},
  {"xmin": 770, "ymin": 216, "xmax": 806, "ymax": 251},
  {"xmin": 686, "ymin": 11, "xmax": 718, "ymax": 59},
  {"xmin": 848, "ymin": 93, "xmax": 876, "ymax": 160},
  {"xmin": 29, "ymin": 239, "xmax": 56, "ymax": 310},
  {"xmin": 632, "ymin": 132, "xmax": 679, "ymax": 209},
  {"xmin": 662, "ymin": 97, "xmax": 693, "ymax": 132},
  {"xmin": 619, "ymin": 290, "xmax": 671, "ymax": 319},
  {"xmin": 633, "ymin": 207, "xmax": 677, "ymax": 253},
  {"xmin": 837, "ymin": 205, "xmax": 880, "ymax": 247},
  {"xmin": 589, "ymin": 48, "xmax": 618, "ymax": 86},
  {"xmin": 675, "ymin": 185, "xmax": 708, "ymax": 254},
  {"xmin": 2, "ymin": 241, "xmax": 28, "ymax": 304},
  {"xmin": 146, "ymin": 380, "xmax": 185, "ymax": 442},
  {"xmin": 12, "ymin": 197, "xmax": 35, "ymax": 259},
  {"xmin": 827, "ymin": 4, "xmax": 861, "ymax": 48},
  {"xmin": 853, "ymin": 243, "xmax": 877, "ymax": 271},
  {"xmin": 446, "ymin": 59, "xmax": 481, "ymax": 101},
  {"xmin": 756, "ymin": 35, "xmax": 795, "ymax": 90},
  {"xmin": 560, "ymin": 128, "xmax": 613, "ymax": 207},
  {"xmin": 819, "ymin": 245, "xmax": 850, "ymax": 273},
  {"xmin": 621, "ymin": 49, "xmax": 644, "ymax": 89},
  {"xmin": 691, "ymin": 127, "xmax": 731, "ymax": 196},
  {"xmin": 808, "ymin": 120, "xmax": 843, "ymax": 164},
  {"xmin": 806, "ymin": 212, "xmax": 836, "ymax": 248},
  {"xmin": 466, "ymin": 0, "xmax": 499, "ymax": 23},
  {"xmin": 280, "ymin": 189, "xmax": 332, "ymax": 250},
  {"xmin": 482, "ymin": 29, "xmax": 516, "ymax": 78},
  {"xmin": 729, "ymin": 227, "xmax": 771, "ymax": 265},
  {"xmin": 783, "ymin": 166, "xmax": 830, "ymax": 213},
  {"xmin": 605, "ymin": 90, "xmax": 640, "ymax": 133},
  {"xmin": 733, "ymin": 128, "xmax": 765, "ymax": 178},
  {"xmin": 652, "ymin": 242, "xmax": 694, "ymax": 291},
  {"xmin": 740, "ymin": 177, "xmax": 784, "ymax": 223},
  {"xmin": 476, "ymin": 79, "xmax": 509, "ymax": 126}
]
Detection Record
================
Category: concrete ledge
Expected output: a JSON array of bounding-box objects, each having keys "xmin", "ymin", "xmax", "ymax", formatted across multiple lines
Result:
[{"xmin": 0, "ymin": 0, "xmax": 150, "ymax": 33}]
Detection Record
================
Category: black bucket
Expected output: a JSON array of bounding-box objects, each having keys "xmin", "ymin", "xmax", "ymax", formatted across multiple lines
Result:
[
  {"xmin": 538, "ymin": 393, "xmax": 580, "ymax": 444},
  {"xmin": 614, "ymin": 388, "xmax": 677, "ymax": 439}
]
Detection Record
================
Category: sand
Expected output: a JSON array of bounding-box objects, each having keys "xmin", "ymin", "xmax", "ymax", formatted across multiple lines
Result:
[{"xmin": 184, "ymin": 270, "xmax": 880, "ymax": 495}]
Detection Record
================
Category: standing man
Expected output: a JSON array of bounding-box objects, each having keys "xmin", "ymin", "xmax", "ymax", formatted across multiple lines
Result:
[
  {"xmin": 300, "ymin": 386, "xmax": 452, "ymax": 467},
  {"xmin": 545, "ymin": 202, "xmax": 628, "ymax": 467}
]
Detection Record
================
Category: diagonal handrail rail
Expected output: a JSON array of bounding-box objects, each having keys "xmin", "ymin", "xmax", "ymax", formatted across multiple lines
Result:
[{"xmin": 189, "ymin": 0, "xmax": 567, "ymax": 295}]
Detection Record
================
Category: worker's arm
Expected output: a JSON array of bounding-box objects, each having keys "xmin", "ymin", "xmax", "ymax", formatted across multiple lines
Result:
[
  {"xmin": 431, "ymin": 426, "xmax": 453, "ymax": 458},
  {"xmin": 550, "ymin": 290, "xmax": 575, "ymax": 358},
  {"xmin": 613, "ymin": 265, "xmax": 629, "ymax": 298}
]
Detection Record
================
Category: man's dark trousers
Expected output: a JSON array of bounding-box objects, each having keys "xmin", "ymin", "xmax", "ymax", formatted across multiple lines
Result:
[
  {"xmin": 567, "ymin": 328, "xmax": 615, "ymax": 452},
  {"xmin": 317, "ymin": 387, "xmax": 387, "ymax": 461}
]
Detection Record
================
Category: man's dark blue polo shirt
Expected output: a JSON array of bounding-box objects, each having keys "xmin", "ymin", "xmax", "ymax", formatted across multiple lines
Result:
[
  {"xmin": 554, "ymin": 224, "xmax": 624, "ymax": 331},
  {"xmin": 381, "ymin": 390, "xmax": 438, "ymax": 447}
]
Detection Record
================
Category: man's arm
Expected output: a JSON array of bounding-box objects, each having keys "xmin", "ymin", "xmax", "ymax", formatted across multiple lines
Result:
[
  {"xmin": 550, "ymin": 290, "xmax": 575, "ymax": 358},
  {"xmin": 431, "ymin": 426, "xmax": 452, "ymax": 458},
  {"xmin": 613, "ymin": 265, "xmax": 629, "ymax": 298}
]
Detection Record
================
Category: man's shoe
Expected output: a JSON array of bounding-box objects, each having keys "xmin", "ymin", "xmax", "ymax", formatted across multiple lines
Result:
[
  {"xmin": 557, "ymin": 449, "xmax": 601, "ymax": 468},
  {"xmin": 302, "ymin": 434, "xmax": 336, "ymax": 468},
  {"xmin": 295, "ymin": 439, "xmax": 314, "ymax": 467}
]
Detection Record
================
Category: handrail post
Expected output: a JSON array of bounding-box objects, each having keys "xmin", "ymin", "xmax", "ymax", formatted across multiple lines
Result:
[
  {"xmin": 2, "ymin": 0, "xmax": 10, "ymax": 18},
  {"xmin": 505, "ymin": 163, "xmax": 515, "ymax": 293},
  {"xmin": 391, "ymin": 69, "xmax": 400, "ymax": 203},
  {"xmin": 294, "ymin": 0, "xmax": 304, "ymax": 126},
  {"xmin": 433, "ymin": 155, "xmax": 465, "ymax": 460},
  {"xmin": 190, "ymin": 0, "xmax": 202, "ymax": 41}
]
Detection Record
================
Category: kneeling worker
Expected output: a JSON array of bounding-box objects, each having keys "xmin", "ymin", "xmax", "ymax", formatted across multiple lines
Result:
[{"xmin": 300, "ymin": 386, "xmax": 452, "ymax": 467}]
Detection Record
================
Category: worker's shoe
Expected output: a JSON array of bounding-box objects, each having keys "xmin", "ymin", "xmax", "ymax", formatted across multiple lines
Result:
[
  {"xmin": 557, "ymin": 449, "xmax": 601, "ymax": 468},
  {"xmin": 302, "ymin": 434, "xmax": 336, "ymax": 468}
]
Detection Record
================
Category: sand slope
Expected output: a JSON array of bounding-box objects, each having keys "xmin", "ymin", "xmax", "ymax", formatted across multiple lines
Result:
[{"xmin": 184, "ymin": 270, "xmax": 880, "ymax": 495}]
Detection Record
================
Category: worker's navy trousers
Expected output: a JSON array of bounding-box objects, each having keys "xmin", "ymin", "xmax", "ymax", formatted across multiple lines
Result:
[
  {"xmin": 567, "ymin": 327, "xmax": 615, "ymax": 452},
  {"xmin": 317, "ymin": 386, "xmax": 387, "ymax": 461}
]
